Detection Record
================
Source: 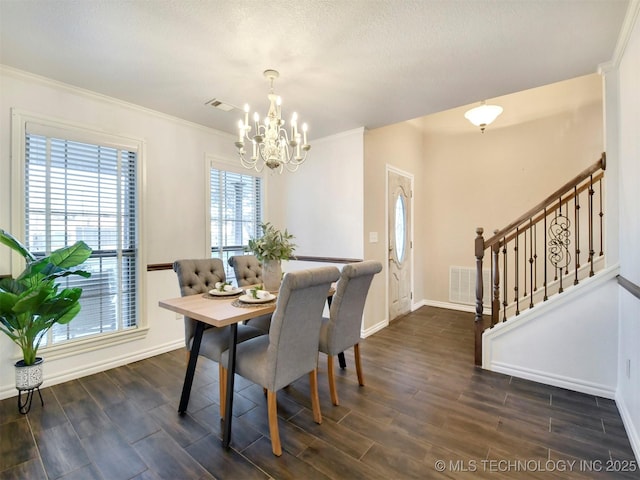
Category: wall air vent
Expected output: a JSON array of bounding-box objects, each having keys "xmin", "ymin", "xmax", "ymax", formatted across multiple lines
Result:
[
  {"xmin": 449, "ymin": 266, "xmax": 491, "ymax": 306},
  {"xmin": 205, "ymin": 98, "xmax": 237, "ymax": 112}
]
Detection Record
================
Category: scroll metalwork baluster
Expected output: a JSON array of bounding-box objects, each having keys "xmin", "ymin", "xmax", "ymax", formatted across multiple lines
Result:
[{"xmin": 549, "ymin": 196, "xmax": 572, "ymax": 294}]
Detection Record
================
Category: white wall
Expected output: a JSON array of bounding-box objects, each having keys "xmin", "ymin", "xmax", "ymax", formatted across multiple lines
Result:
[
  {"xmin": 484, "ymin": 266, "xmax": 620, "ymax": 398},
  {"xmin": 612, "ymin": 0, "xmax": 640, "ymax": 460},
  {"xmin": 0, "ymin": 66, "xmax": 363, "ymax": 399},
  {"xmin": 0, "ymin": 67, "xmax": 239, "ymax": 398},
  {"xmin": 265, "ymin": 128, "xmax": 365, "ymax": 260}
]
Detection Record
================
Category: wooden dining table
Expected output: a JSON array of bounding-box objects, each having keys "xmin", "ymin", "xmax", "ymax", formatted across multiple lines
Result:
[{"xmin": 159, "ymin": 291, "xmax": 277, "ymax": 448}]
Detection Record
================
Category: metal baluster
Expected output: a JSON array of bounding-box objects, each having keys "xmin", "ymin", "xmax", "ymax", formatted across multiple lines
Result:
[
  {"xmin": 599, "ymin": 177, "xmax": 604, "ymax": 257},
  {"xmin": 589, "ymin": 175, "xmax": 595, "ymax": 276},
  {"xmin": 574, "ymin": 185, "xmax": 580, "ymax": 286},
  {"xmin": 502, "ymin": 238, "xmax": 507, "ymax": 322},
  {"xmin": 529, "ymin": 218, "xmax": 534, "ymax": 308},
  {"xmin": 544, "ymin": 208, "xmax": 548, "ymax": 301},
  {"xmin": 515, "ymin": 228, "xmax": 519, "ymax": 315},
  {"xmin": 523, "ymin": 227, "xmax": 528, "ymax": 298},
  {"xmin": 492, "ymin": 245, "xmax": 500, "ymax": 327},
  {"xmin": 533, "ymin": 223, "xmax": 538, "ymax": 292},
  {"xmin": 553, "ymin": 204, "xmax": 559, "ymax": 282},
  {"xmin": 558, "ymin": 197, "xmax": 564, "ymax": 293}
]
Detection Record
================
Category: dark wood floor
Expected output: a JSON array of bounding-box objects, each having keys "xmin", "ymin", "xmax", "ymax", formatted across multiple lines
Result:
[{"xmin": 0, "ymin": 306, "xmax": 636, "ymax": 479}]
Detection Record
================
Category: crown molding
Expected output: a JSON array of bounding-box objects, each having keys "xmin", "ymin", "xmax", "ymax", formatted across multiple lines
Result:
[{"xmin": 599, "ymin": 0, "xmax": 640, "ymax": 73}]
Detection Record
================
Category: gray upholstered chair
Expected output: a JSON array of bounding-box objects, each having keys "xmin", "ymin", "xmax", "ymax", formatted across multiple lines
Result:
[
  {"xmin": 319, "ymin": 260, "xmax": 382, "ymax": 406},
  {"xmin": 173, "ymin": 258, "xmax": 265, "ymax": 416},
  {"xmin": 228, "ymin": 254, "xmax": 263, "ymax": 286},
  {"xmin": 220, "ymin": 266, "xmax": 340, "ymax": 456},
  {"xmin": 228, "ymin": 254, "xmax": 272, "ymax": 333}
]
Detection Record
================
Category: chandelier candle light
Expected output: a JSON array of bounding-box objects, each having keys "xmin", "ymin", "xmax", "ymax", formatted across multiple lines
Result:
[{"xmin": 236, "ymin": 69, "xmax": 310, "ymax": 173}]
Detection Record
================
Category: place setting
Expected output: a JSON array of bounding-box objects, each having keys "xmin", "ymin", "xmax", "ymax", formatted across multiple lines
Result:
[
  {"xmin": 233, "ymin": 284, "xmax": 277, "ymax": 308},
  {"xmin": 204, "ymin": 282, "xmax": 243, "ymax": 299}
]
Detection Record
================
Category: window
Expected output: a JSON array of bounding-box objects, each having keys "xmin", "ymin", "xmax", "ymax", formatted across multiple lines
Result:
[
  {"xmin": 22, "ymin": 122, "xmax": 139, "ymax": 346},
  {"xmin": 210, "ymin": 166, "xmax": 262, "ymax": 282}
]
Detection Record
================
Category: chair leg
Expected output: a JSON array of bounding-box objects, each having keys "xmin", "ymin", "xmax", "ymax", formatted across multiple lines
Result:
[
  {"xmin": 267, "ymin": 390, "xmax": 282, "ymax": 456},
  {"xmin": 219, "ymin": 364, "xmax": 227, "ymax": 419},
  {"xmin": 309, "ymin": 369, "xmax": 323, "ymax": 424},
  {"xmin": 327, "ymin": 355, "xmax": 339, "ymax": 406},
  {"xmin": 354, "ymin": 343, "xmax": 365, "ymax": 386}
]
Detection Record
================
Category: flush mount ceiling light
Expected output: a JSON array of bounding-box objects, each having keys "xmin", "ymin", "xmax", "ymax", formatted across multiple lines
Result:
[
  {"xmin": 464, "ymin": 101, "xmax": 503, "ymax": 133},
  {"xmin": 235, "ymin": 69, "xmax": 310, "ymax": 173}
]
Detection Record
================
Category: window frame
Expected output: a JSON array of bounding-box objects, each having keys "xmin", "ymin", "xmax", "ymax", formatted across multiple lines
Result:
[
  {"xmin": 9, "ymin": 109, "xmax": 148, "ymax": 361},
  {"xmin": 205, "ymin": 155, "xmax": 264, "ymax": 283}
]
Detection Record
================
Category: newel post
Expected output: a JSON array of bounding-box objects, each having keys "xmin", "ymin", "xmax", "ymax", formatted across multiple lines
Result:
[{"xmin": 474, "ymin": 227, "xmax": 485, "ymax": 366}]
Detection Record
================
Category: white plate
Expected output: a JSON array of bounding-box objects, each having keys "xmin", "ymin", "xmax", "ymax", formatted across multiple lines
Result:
[
  {"xmin": 209, "ymin": 287, "xmax": 243, "ymax": 296},
  {"xmin": 239, "ymin": 293, "xmax": 276, "ymax": 304}
]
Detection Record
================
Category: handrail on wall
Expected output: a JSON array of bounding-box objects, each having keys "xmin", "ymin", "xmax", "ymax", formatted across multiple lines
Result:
[{"xmin": 618, "ymin": 275, "xmax": 640, "ymax": 301}]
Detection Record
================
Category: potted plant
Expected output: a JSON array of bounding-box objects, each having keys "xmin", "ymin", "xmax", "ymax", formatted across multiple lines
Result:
[
  {"xmin": 0, "ymin": 229, "xmax": 92, "ymax": 410},
  {"xmin": 247, "ymin": 222, "xmax": 296, "ymax": 291}
]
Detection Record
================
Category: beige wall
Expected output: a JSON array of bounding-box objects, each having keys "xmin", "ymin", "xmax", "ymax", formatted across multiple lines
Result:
[
  {"xmin": 363, "ymin": 120, "xmax": 425, "ymax": 331},
  {"xmin": 421, "ymin": 99, "xmax": 604, "ymax": 304}
]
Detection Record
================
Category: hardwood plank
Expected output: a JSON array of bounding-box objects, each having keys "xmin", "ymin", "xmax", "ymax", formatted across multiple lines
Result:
[
  {"xmin": 82, "ymin": 427, "xmax": 147, "ymax": 479},
  {"xmin": 0, "ymin": 418, "xmax": 38, "ymax": 472},
  {"xmin": 33, "ymin": 421, "xmax": 91, "ymax": 479},
  {"xmin": 0, "ymin": 306, "xmax": 634, "ymax": 479},
  {"xmin": 0, "ymin": 458, "xmax": 47, "ymax": 480},
  {"xmin": 132, "ymin": 430, "xmax": 213, "ymax": 479}
]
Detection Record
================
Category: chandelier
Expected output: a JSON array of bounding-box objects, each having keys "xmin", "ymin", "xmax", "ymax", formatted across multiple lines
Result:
[
  {"xmin": 235, "ymin": 69, "xmax": 310, "ymax": 173},
  {"xmin": 464, "ymin": 101, "xmax": 503, "ymax": 133}
]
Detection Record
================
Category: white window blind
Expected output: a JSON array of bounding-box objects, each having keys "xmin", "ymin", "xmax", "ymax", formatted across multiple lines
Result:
[
  {"xmin": 210, "ymin": 168, "xmax": 262, "ymax": 281},
  {"xmin": 24, "ymin": 131, "xmax": 138, "ymax": 346}
]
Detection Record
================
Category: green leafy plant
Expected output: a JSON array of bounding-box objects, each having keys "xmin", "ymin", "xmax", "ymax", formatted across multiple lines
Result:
[
  {"xmin": 247, "ymin": 222, "xmax": 296, "ymax": 262},
  {"xmin": 0, "ymin": 229, "xmax": 92, "ymax": 365}
]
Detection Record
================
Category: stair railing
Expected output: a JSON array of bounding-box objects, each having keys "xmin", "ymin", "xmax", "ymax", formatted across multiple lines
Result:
[{"xmin": 474, "ymin": 153, "xmax": 606, "ymax": 365}]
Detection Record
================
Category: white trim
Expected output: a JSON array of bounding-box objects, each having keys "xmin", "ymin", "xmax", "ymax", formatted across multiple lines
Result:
[
  {"xmin": 490, "ymin": 361, "xmax": 616, "ymax": 399},
  {"xmin": 482, "ymin": 264, "xmax": 620, "ymax": 348},
  {"xmin": 385, "ymin": 165, "xmax": 415, "ymax": 322},
  {"xmin": 422, "ymin": 299, "xmax": 490, "ymax": 314},
  {"xmin": 9, "ymin": 108, "xmax": 149, "ymax": 347},
  {"xmin": 32, "ymin": 326, "xmax": 150, "ymax": 363},
  {"xmin": 616, "ymin": 390, "xmax": 640, "ymax": 463},
  {"xmin": 599, "ymin": 0, "xmax": 640, "ymax": 73},
  {"xmin": 0, "ymin": 337, "xmax": 182, "ymax": 400},
  {"xmin": 361, "ymin": 318, "xmax": 389, "ymax": 338},
  {"xmin": 1, "ymin": 65, "xmax": 232, "ymax": 140}
]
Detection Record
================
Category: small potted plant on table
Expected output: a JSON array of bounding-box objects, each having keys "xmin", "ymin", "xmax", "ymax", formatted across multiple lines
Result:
[
  {"xmin": 247, "ymin": 222, "xmax": 296, "ymax": 292},
  {"xmin": 0, "ymin": 229, "xmax": 92, "ymax": 413}
]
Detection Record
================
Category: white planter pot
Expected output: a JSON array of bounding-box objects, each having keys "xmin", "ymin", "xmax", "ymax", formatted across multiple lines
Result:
[
  {"xmin": 262, "ymin": 259, "xmax": 282, "ymax": 292},
  {"xmin": 15, "ymin": 357, "xmax": 44, "ymax": 391}
]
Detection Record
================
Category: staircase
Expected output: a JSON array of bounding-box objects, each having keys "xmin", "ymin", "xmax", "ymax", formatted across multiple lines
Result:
[{"xmin": 473, "ymin": 153, "xmax": 607, "ymax": 366}]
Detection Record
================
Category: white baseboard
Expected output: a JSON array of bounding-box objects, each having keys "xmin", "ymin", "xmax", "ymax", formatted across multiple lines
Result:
[
  {"xmin": 422, "ymin": 299, "xmax": 489, "ymax": 314},
  {"xmin": 361, "ymin": 318, "xmax": 389, "ymax": 338},
  {"xmin": 615, "ymin": 390, "xmax": 640, "ymax": 462},
  {"xmin": 490, "ymin": 361, "xmax": 616, "ymax": 399},
  {"xmin": 0, "ymin": 340, "xmax": 184, "ymax": 400}
]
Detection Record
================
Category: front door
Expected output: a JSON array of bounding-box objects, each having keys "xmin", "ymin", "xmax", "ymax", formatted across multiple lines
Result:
[{"xmin": 388, "ymin": 168, "xmax": 412, "ymax": 321}]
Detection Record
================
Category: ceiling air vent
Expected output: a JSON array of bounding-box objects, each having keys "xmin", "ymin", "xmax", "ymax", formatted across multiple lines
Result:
[{"xmin": 205, "ymin": 98, "xmax": 236, "ymax": 112}]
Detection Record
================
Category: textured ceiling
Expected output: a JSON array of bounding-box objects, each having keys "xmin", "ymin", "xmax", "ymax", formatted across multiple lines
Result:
[{"xmin": 0, "ymin": 0, "xmax": 629, "ymax": 139}]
